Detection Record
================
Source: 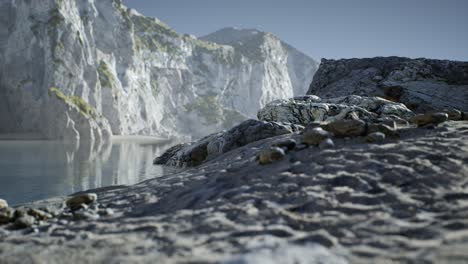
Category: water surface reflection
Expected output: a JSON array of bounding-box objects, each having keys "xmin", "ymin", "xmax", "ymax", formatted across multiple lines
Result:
[{"xmin": 0, "ymin": 137, "xmax": 179, "ymax": 205}]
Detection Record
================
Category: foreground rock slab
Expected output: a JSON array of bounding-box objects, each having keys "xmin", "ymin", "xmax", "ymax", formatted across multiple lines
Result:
[
  {"xmin": 154, "ymin": 119, "xmax": 302, "ymax": 167},
  {"xmin": 1, "ymin": 121, "xmax": 468, "ymax": 263}
]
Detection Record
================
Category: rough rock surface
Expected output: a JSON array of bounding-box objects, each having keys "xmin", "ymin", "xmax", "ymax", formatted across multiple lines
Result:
[
  {"xmin": 0, "ymin": 0, "xmax": 318, "ymax": 145},
  {"xmin": 154, "ymin": 119, "xmax": 302, "ymax": 167},
  {"xmin": 1, "ymin": 121, "xmax": 468, "ymax": 263},
  {"xmin": 307, "ymin": 57, "xmax": 468, "ymax": 112},
  {"xmin": 258, "ymin": 95, "xmax": 414, "ymax": 125}
]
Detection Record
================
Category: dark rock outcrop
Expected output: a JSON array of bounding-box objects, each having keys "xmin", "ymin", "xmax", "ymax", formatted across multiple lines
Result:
[
  {"xmin": 154, "ymin": 119, "xmax": 302, "ymax": 167},
  {"xmin": 307, "ymin": 57, "xmax": 468, "ymax": 112}
]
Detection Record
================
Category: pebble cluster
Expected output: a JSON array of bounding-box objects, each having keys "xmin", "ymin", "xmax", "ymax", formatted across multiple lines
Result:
[
  {"xmin": 257, "ymin": 109, "xmax": 467, "ymax": 165},
  {"xmin": 0, "ymin": 193, "xmax": 113, "ymax": 231}
]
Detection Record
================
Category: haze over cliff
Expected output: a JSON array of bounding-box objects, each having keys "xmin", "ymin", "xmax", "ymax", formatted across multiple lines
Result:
[{"xmin": 0, "ymin": 0, "xmax": 318, "ymax": 146}]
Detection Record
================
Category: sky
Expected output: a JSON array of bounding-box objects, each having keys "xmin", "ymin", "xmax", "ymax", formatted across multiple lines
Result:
[{"xmin": 123, "ymin": 0, "xmax": 468, "ymax": 61}]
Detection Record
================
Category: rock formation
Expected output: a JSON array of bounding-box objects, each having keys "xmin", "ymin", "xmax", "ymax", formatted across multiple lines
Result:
[
  {"xmin": 0, "ymin": 0, "xmax": 318, "ymax": 146},
  {"xmin": 307, "ymin": 57, "xmax": 468, "ymax": 112},
  {"xmin": 154, "ymin": 119, "xmax": 303, "ymax": 167},
  {"xmin": 258, "ymin": 95, "xmax": 414, "ymax": 125},
  {"xmin": 156, "ymin": 95, "xmax": 414, "ymax": 167}
]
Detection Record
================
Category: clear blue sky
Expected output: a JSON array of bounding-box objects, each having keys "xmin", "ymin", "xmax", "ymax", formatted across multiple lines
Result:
[{"xmin": 123, "ymin": 0, "xmax": 468, "ymax": 61}]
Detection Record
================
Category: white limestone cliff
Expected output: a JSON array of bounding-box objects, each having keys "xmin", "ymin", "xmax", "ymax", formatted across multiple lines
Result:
[{"xmin": 0, "ymin": 0, "xmax": 318, "ymax": 147}]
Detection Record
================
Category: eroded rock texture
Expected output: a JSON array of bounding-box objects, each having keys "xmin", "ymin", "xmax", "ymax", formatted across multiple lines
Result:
[
  {"xmin": 307, "ymin": 57, "xmax": 468, "ymax": 112},
  {"xmin": 258, "ymin": 95, "xmax": 414, "ymax": 125},
  {"xmin": 154, "ymin": 119, "xmax": 302, "ymax": 167}
]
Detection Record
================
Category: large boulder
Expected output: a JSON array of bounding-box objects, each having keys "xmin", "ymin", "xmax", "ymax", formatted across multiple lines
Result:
[
  {"xmin": 257, "ymin": 95, "xmax": 414, "ymax": 125},
  {"xmin": 154, "ymin": 119, "xmax": 302, "ymax": 167},
  {"xmin": 307, "ymin": 57, "xmax": 468, "ymax": 112}
]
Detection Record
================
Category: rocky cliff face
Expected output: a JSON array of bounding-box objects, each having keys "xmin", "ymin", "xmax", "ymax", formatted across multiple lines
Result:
[
  {"xmin": 307, "ymin": 57, "xmax": 468, "ymax": 112},
  {"xmin": 0, "ymin": 0, "xmax": 318, "ymax": 146}
]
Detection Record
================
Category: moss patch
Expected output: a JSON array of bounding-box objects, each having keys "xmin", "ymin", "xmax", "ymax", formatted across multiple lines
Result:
[
  {"xmin": 129, "ymin": 14, "xmax": 181, "ymax": 54},
  {"xmin": 48, "ymin": 87, "xmax": 96, "ymax": 118},
  {"xmin": 97, "ymin": 61, "xmax": 115, "ymax": 89}
]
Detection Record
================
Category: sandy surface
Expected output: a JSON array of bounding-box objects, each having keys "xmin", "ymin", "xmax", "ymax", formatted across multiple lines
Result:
[{"xmin": 1, "ymin": 121, "xmax": 468, "ymax": 263}]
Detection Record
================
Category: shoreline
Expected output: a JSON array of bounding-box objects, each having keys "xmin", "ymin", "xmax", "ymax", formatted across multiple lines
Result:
[
  {"xmin": 110, "ymin": 135, "xmax": 174, "ymax": 144},
  {"xmin": 0, "ymin": 134, "xmax": 174, "ymax": 144},
  {"xmin": 0, "ymin": 133, "xmax": 48, "ymax": 141}
]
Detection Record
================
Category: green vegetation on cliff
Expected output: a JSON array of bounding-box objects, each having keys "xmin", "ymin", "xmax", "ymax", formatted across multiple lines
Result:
[
  {"xmin": 131, "ymin": 15, "xmax": 180, "ymax": 54},
  {"xmin": 48, "ymin": 87, "xmax": 96, "ymax": 118},
  {"xmin": 97, "ymin": 61, "xmax": 115, "ymax": 89}
]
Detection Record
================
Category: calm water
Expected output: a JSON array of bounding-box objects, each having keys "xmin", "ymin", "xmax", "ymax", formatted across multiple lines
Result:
[{"xmin": 0, "ymin": 138, "xmax": 179, "ymax": 205}]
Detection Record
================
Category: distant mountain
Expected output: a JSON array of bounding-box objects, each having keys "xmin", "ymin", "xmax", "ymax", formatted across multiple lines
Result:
[
  {"xmin": 201, "ymin": 27, "xmax": 318, "ymax": 96},
  {"xmin": 0, "ymin": 0, "xmax": 318, "ymax": 148}
]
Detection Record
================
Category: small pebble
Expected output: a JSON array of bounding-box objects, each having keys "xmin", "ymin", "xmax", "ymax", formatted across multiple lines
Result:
[
  {"xmin": 444, "ymin": 109, "xmax": 462, "ymax": 121},
  {"xmin": 0, "ymin": 208, "xmax": 15, "ymax": 224},
  {"xmin": 13, "ymin": 207, "xmax": 28, "ymax": 219},
  {"xmin": 319, "ymin": 138, "xmax": 335, "ymax": 149},
  {"xmin": 100, "ymin": 208, "xmax": 114, "ymax": 216},
  {"xmin": 411, "ymin": 112, "xmax": 448, "ymax": 127},
  {"xmin": 0, "ymin": 199, "xmax": 8, "ymax": 210},
  {"xmin": 303, "ymin": 127, "xmax": 330, "ymax": 145},
  {"xmin": 366, "ymin": 132, "xmax": 386, "ymax": 143},
  {"xmin": 273, "ymin": 139, "xmax": 297, "ymax": 151},
  {"xmin": 66, "ymin": 193, "xmax": 98, "ymax": 211},
  {"xmin": 258, "ymin": 147, "xmax": 285, "ymax": 165},
  {"xmin": 73, "ymin": 211, "xmax": 100, "ymax": 221},
  {"xmin": 28, "ymin": 208, "xmax": 52, "ymax": 221},
  {"xmin": 323, "ymin": 119, "xmax": 366, "ymax": 137},
  {"xmin": 15, "ymin": 215, "xmax": 35, "ymax": 229},
  {"xmin": 367, "ymin": 123, "xmax": 399, "ymax": 138}
]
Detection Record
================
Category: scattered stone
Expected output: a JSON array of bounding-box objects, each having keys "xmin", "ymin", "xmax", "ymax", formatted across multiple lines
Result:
[
  {"xmin": 258, "ymin": 147, "xmax": 286, "ymax": 165},
  {"xmin": 0, "ymin": 208, "xmax": 15, "ymax": 224},
  {"xmin": 366, "ymin": 132, "xmax": 386, "ymax": 143},
  {"xmin": 15, "ymin": 215, "xmax": 35, "ymax": 229},
  {"xmin": 66, "ymin": 193, "xmax": 98, "ymax": 211},
  {"xmin": 444, "ymin": 109, "xmax": 462, "ymax": 121},
  {"xmin": 410, "ymin": 113, "xmax": 448, "ymax": 127},
  {"xmin": 368, "ymin": 123, "xmax": 399, "ymax": 138},
  {"xmin": 273, "ymin": 139, "xmax": 297, "ymax": 151},
  {"xmin": 303, "ymin": 127, "xmax": 331, "ymax": 145},
  {"xmin": 323, "ymin": 119, "xmax": 366, "ymax": 137},
  {"xmin": 28, "ymin": 208, "xmax": 52, "ymax": 221},
  {"xmin": 13, "ymin": 207, "xmax": 28, "ymax": 219},
  {"xmin": 73, "ymin": 211, "xmax": 100, "ymax": 221},
  {"xmin": 0, "ymin": 199, "xmax": 8, "ymax": 209},
  {"xmin": 99, "ymin": 208, "xmax": 114, "ymax": 216},
  {"xmin": 319, "ymin": 138, "xmax": 335, "ymax": 149},
  {"xmin": 41, "ymin": 206, "xmax": 60, "ymax": 217}
]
